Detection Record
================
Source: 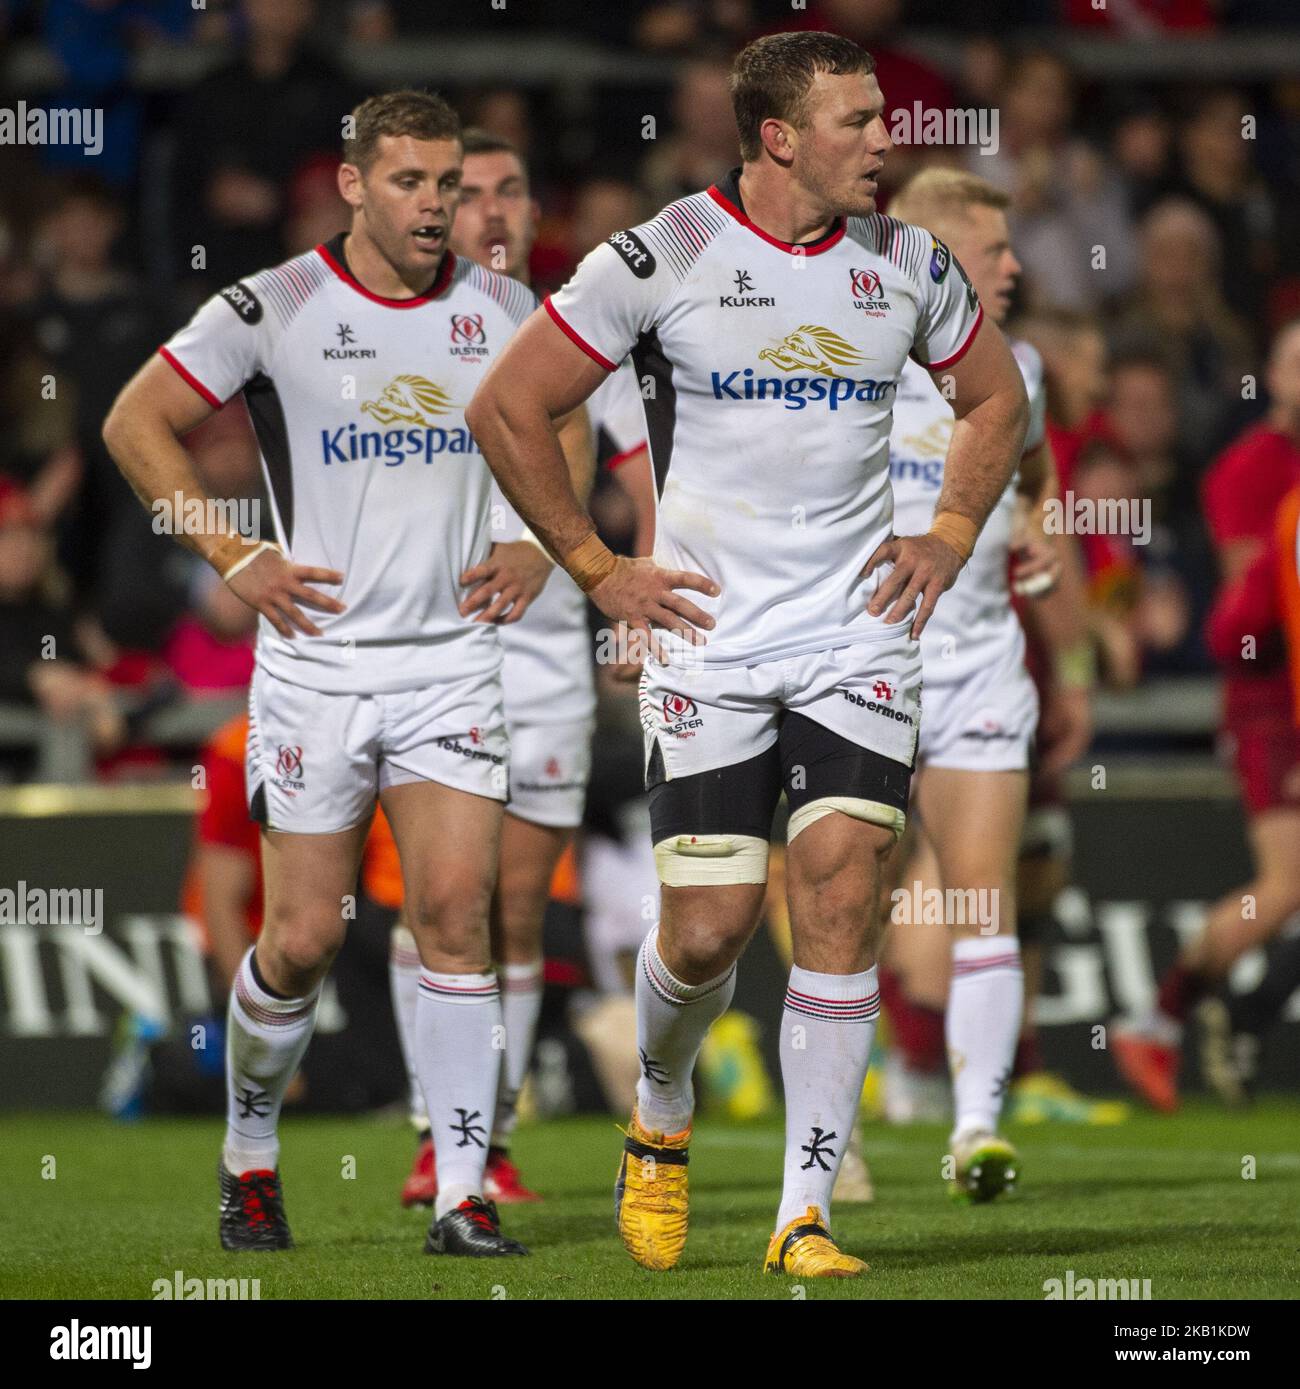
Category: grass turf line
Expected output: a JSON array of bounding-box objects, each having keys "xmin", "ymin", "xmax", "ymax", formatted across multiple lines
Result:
[{"xmin": 2, "ymin": 1103, "xmax": 1298, "ymax": 1300}]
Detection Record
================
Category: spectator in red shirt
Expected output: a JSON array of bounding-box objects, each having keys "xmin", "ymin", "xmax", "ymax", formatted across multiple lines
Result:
[{"xmin": 1111, "ymin": 317, "xmax": 1300, "ymax": 1110}]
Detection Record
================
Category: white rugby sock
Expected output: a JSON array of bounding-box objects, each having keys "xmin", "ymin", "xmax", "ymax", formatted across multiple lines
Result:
[
  {"xmin": 776, "ymin": 964, "xmax": 879, "ymax": 1232},
  {"xmin": 223, "ymin": 947, "xmax": 319, "ymax": 1175},
  {"xmin": 416, "ymin": 969, "xmax": 502, "ymax": 1217},
  {"xmin": 492, "ymin": 958, "xmax": 544, "ymax": 1147},
  {"xmin": 634, "ymin": 926, "xmax": 736, "ymax": 1135},
  {"xmin": 388, "ymin": 923, "xmax": 428, "ymax": 1130},
  {"xmin": 947, "ymin": 935, "xmax": 1023, "ymax": 1141}
]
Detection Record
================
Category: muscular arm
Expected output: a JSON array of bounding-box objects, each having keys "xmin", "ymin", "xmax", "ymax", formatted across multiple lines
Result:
[
  {"xmin": 556, "ymin": 403, "xmax": 597, "ymax": 506},
  {"xmin": 102, "ymin": 356, "xmax": 226, "ymax": 564},
  {"xmin": 466, "ymin": 311, "xmax": 611, "ymax": 560},
  {"xmin": 867, "ymin": 317, "xmax": 1029, "ymax": 637},
  {"xmin": 103, "ymin": 356, "xmax": 344, "ymax": 636},
  {"xmin": 1018, "ymin": 432, "xmax": 1089, "ymax": 650},
  {"xmin": 928, "ymin": 317, "xmax": 1030, "ymax": 535},
  {"xmin": 458, "ymin": 398, "xmax": 598, "ymax": 624}
]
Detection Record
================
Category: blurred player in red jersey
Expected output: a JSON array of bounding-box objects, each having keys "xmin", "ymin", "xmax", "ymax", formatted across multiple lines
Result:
[
  {"xmin": 1112, "ymin": 318, "xmax": 1300, "ymax": 1110},
  {"xmin": 182, "ymin": 712, "xmax": 263, "ymax": 990},
  {"xmin": 1191, "ymin": 482, "xmax": 1300, "ymax": 1101}
]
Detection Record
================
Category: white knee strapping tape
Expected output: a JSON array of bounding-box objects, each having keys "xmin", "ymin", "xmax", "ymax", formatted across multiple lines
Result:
[
  {"xmin": 653, "ymin": 833, "xmax": 770, "ymax": 886},
  {"xmin": 786, "ymin": 796, "xmax": 906, "ymax": 844}
]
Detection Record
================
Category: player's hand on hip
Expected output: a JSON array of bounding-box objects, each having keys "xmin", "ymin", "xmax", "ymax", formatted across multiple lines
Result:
[
  {"xmin": 862, "ymin": 533, "xmax": 963, "ymax": 639},
  {"xmin": 225, "ymin": 548, "xmax": 345, "ymax": 639},
  {"xmin": 459, "ymin": 541, "xmax": 552, "ymax": 625},
  {"xmin": 588, "ymin": 555, "xmax": 719, "ymax": 646}
]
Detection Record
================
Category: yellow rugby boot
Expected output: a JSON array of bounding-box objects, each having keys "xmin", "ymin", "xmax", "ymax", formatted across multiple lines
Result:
[
  {"xmin": 614, "ymin": 1109, "xmax": 691, "ymax": 1270},
  {"xmin": 764, "ymin": 1206, "xmax": 868, "ymax": 1278}
]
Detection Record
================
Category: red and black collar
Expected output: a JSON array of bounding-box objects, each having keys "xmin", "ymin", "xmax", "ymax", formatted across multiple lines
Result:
[
  {"xmin": 317, "ymin": 232, "xmax": 456, "ymax": 307},
  {"xmin": 707, "ymin": 166, "xmax": 845, "ymax": 256}
]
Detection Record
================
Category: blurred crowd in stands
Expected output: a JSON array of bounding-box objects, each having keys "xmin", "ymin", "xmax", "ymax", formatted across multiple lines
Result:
[{"xmin": 2, "ymin": 0, "xmax": 1300, "ymax": 781}]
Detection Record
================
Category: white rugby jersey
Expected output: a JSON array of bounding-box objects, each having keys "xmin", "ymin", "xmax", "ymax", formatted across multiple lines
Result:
[
  {"xmin": 486, "ymin": 360, "xmax": 645, "ymax": 723},
  {"xmin": 546, "ymin": 168, "xmax": 984, "ymax": 668},
  {"xmin": 890, "ymin": 337, "xmax": 1047, "ymax": 685},
  {"xmin": 161, "ymin": 235, "xmax": 536, "ymax": 694}
]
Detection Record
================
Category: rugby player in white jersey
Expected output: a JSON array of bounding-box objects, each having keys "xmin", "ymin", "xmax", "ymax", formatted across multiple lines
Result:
[
  {"xmin": 465, "ymin": 31, "xmax": 1029, "ymax": 1276},
  {"xmin": 388, "ymin": 128, "xmax": 639, "ymax": 1207},
  {"xmin": 867, "ymin": 168, "xmax": 1074, "ymax": 1201},
  {"xmin": 103, "ymin": 91, "xmax": 564, "ymax": 1259}
]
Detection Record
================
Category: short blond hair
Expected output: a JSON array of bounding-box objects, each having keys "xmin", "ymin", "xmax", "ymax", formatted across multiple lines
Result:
[{"xmin": 888, "ymin": 168, "xmax": 1009, "ymax": 239}]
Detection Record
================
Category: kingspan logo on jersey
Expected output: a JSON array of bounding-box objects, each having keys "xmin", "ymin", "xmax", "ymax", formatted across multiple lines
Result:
[
  {"xmin": 320, "ymin": 375, "xmax": 479, "ymax": 466},
  {"xmin": 712, "ymin": 325, "xmax": 897, "ymax": 411}
]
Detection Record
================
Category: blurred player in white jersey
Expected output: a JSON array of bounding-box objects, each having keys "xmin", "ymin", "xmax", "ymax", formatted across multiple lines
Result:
[
  {"xmin": 465, "ymin": 32, "xmax": 1029, "ymax": 1276},
  {"xmin": 853, "ymin": 168, "xmax": 1093, "ymax": 1201},
  {"xmin": 389, "ymin": 128, "xmax": 640, "ymax": 1206},
  {"xmin": 103, "ymin": 92, "xmax": 586, "ymax": 1259}
]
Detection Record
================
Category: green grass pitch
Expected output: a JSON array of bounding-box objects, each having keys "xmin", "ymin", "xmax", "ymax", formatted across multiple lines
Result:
[{"xmin": 4, "ymin": 1104, "xmax": 1298, "ymax": 1299}]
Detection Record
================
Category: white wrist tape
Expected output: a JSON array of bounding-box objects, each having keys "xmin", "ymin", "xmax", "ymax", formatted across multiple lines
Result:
[{"xmin": 220, "ymin": 540, "xmax": 280, "ymax": 583}]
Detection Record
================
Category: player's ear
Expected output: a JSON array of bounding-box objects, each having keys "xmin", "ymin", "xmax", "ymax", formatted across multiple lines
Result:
[
  {"xmin": 759, "ymin": 117, "xmax": 795, "ymax": 165},
  {"xmin": 337, "ymin": 161, "xmax": 364, "ymax": 210}
]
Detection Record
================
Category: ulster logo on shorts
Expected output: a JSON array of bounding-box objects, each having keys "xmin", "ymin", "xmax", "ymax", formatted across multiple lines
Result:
[
  {"xmin": 273, "ymin": 744, "xmax": 305, "ymax": 793},
  {"xmin": 276, "ymin": 745, "xmax": 303, "ymax": 778},
  {"xmin": 663, "ymin": 692, "xmax": 704, "ymax": 739}
]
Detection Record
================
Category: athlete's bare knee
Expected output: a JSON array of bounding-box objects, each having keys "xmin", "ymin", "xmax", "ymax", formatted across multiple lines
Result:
[
  {"xmin": 659, "ymin": 899, "xmax": 757, "ymax": 982},
  {"xmin": 495, "ymin": 883, "xmax": 548, "ymax": 960},
  {"xmin": 407, "ymin": 892, "xmax": 489, "ymax": 958},
  {"xmin": 259, "ymin": 917, "xmax": 341, "ymax": 993}
]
